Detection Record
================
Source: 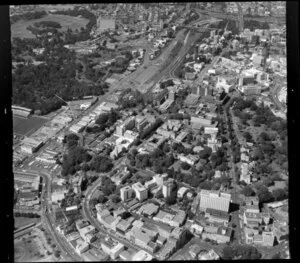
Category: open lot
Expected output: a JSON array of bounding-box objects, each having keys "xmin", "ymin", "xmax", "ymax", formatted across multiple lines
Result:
[
  {"xmin": 14, "ymin": 231, "xmax": 53, "ymax": 262},
  {"xmin": 11, "ymin": 14, "xmax": 89, "ymax": 39},
  {"xmin": 13, "ymin": 115, "xmax": 48, "ymax": 136}
]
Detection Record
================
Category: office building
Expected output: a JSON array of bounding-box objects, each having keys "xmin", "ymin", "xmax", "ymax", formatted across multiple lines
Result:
[
  {"xmin": 199, "ymin": 190, "xmax": 231, "ymax": 213},
  {"xmin": 120, "ymin": 185, "xmax": 133, "ymax": 202},
  {"xmin": 162, "ymin": 178, "xmax": 174, "ymax": 198},
  {"xmin": 132, "ymin": 182, "xmax": 148, "ymax": 201}
]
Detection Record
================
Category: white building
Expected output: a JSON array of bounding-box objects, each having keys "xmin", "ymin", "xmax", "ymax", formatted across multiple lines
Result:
[
  {"xmin": 120, "ymin": 185, "xmax": 133, "ymax": 202},
  {"xmin": 199, "ymin": 190, "xmax": 231, "ymax": 212},
  {"xmin": 162, "ymin": 179, "xmax": 174, "ymax": 198},
  {"xmin": 132, "ymin": 182, "xmax": 148, "ymax": 201}
]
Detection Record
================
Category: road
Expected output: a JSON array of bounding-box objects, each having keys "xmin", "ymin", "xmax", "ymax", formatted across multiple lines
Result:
[
  {"xmin": 14, "ymin": 168, "xmax": 82, "ymax": 261},
  {"xmin": 194, "ymin": 8, "xmax": 285, "ymax": 24},
  {"xmin": 81, "ymin": 176, "xmax": 151, "ymax": 255}
]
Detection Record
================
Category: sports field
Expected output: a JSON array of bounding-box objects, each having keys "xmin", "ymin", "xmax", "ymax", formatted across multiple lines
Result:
[
  {"xmin": 13, "ymin": 115, "xmax": 48, "ymax": 136},
  {"xmin": 15, "ymin": 217, "xmax": 41, "ymax": 230},
  {"xmin": 11, "ymin": 14, "xmax": 89, "ymax": 39}
]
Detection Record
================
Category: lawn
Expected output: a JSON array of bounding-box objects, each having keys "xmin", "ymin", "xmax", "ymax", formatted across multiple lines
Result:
[
  {"xmin": 13, "ymin": 115, "xmax": 48, "ymax": 136},
  {"xmin": 11, "ymin": 14, "xmax": 89, "ymax": 39}
]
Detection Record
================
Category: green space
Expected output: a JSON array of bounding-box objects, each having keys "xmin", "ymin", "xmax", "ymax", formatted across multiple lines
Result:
[
  {"xmin": 13, "ymin": 115, "xmax": 48, "ymax": 136},
  {"xmin": 11, "ymin": 14, "xmax": 89, "ymax": 39},
  {"xmin": 14, "ymin": 217, "xmax": 40, "ymax": 230}
]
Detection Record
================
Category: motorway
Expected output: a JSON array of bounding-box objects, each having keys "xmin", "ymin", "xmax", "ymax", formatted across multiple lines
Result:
[{"xmin": 194, "ymin": 8, "xmax": 285, "ymax": 24}]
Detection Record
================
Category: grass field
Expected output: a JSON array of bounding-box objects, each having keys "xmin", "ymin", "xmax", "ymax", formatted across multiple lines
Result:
[
  {"xmin": 14, "ymin": 217, "xmax": 41, "ymax": 230},
  {"xmin": 11, "ymin": 14, "xmax": 89, "ymax": 39},
  {"xmin": 13, "ymin": 115, "xmax": 48, "ymax": 136}
]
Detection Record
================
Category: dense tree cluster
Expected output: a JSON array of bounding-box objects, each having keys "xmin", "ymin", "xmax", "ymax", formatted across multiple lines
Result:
[
  {"xmin": 98, "ymin": 176, "xmax": 116, "ymax": 196},
  {"xmin": 118, "ymin": 89, "xmax": 145, "ymax": 109},
  {"xmin": 14, "ymin": 212, "xmax": 41, "ymax": 218},
  {"xmin": 61, "ymin": 146, "xmax": 92, "ymax": 176},
  {"xmin": 89, "ymin": 155, "xmax": 114, "ymax": 173},
  {"xmin": 256, "ymin": 185, "xmax": 274, "ymax": 203},
  {"xmin": 130, "ymin": 148, "xmax": 175, "ymax": 174},
  {"xmin": 81, "ymin": 174, "xmax": 98, "ymax": 191},
  {"xmin": 33, "ymin": 20, "xmax": 62, "ymax": 28},
  {"xmin": 86, "ymin": 109, "xmax": 121, "ymax": 133},
  {"xmin": 52, "ymin": 7, "xmax": 96, "ymax": 43},
  {"xmin": 222, "ymin": 245, "xmax": 262, "ymax": 260},
  {"xmin": 10, "ymin": 10, "xmax": 47, "ymax": 24},
  {"xmin": 12, "ymin": 43, "xmax": 109, "ymax": 114},
  {"xmin": 244, "ymin": 20, "xmax": 270, "ymax": 31},
  {"xmin": 182, "ymin": 11, "xmax": 200, "ymax": 25},
  {"xmin": 241, "ymin": 185, "xmax": 255, "ymax": 197}
]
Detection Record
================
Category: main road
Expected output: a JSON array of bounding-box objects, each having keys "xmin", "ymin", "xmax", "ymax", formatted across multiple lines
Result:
[
  {"xmin": 14, "ymin": 168, "xmax": 82, "ymax": 261},
  {"xmin": 81, "ymin": 174, "xmax": 154, "ymax": 255}
]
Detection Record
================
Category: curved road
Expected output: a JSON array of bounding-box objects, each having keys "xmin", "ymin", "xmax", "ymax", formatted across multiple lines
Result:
[{"xmin": 82, "ymin": 177, "xmax": 153, "ymax": 255}]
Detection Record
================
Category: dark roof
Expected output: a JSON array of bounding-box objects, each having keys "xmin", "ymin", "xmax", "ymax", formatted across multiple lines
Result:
[{"xmin": 206, "ymin": 208, "xmax": 230, "ymax": 220}]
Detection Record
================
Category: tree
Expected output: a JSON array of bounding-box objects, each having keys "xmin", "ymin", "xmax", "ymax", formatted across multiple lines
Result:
[
  {"xmin": 243, "ymin": 131, "xmax": 252, "ymax": 142},
  {"xmin": 241, "ymin": 186, "xmax": 255, "ymax": 197},
  {"xmin": 111, "ymin": 194, "xmax": 121, "ymax": 204},
  {"xmin": 181, "ymin": 162, "xmax": 191, "ymax": 170},
  {"xmin": 259, "ymin": 132, "xmax": 271, "ymax": 142},
  {"xmin": 199, "ymin": 147, "xmax": 212, "ymax": 159},
  {"xmin": 98, "ymin": 194, "xmax": 107, "ymax": 204},
  {"xmin": 257, "ymin": 186, "xmax": 274, "ymax": 203},
  {"xmin": 272, "ymin": 188, "xmax": 288, "ymax": 201},
  {"xmin": 222, "ymin": 245, "xmax": 261, "ymax": 260}
]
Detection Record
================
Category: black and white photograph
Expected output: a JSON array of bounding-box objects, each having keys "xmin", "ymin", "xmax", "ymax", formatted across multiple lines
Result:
[{"xmin": 8, "ymin": 2, "xmax": 293, "ymax": 261}]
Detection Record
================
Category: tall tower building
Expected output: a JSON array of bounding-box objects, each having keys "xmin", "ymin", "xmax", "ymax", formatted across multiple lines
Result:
[
  {"xmin": 120, "ymin": 186, "xmax": 133, "ymax": 202},
  {"xmin": 162, "ymin": 178, "xmax": 174, "ymax": 198}
]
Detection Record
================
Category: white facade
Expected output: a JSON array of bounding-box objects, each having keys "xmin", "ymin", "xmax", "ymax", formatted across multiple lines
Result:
[
  {"xmin": 132, "ymin": 182, "xmax": 148, "ymax": 201},
  {"xmin": 120, "ymin": 186, "xmax": 133, "ymax": 202},
  {"xmin": 199, "ymin": 190, "xmax": 231, "ymax": 212}
]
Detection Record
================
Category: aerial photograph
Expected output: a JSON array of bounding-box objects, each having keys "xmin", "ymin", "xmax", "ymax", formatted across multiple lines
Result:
[{"xmin": 11, "ymin": 2, "xmax": 289, "ymax": 261}]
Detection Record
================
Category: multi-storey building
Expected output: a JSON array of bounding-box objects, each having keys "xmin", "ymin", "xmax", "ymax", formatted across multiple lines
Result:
[
  {"xmin": 120, "ymin": 185, "xmax": 133, "ymax": 202},
  {"xmin": 199, "ymin": 190, "xmax": 231, "ymax": 213},
  {"xmin": 132, "ymin": 182, "xmax": 148, "ymax": 201}
]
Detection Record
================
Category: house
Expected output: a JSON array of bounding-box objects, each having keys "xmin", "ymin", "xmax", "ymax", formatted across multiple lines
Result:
[
  {"xmin": 159, "ymin": 237, "xmax": 177, "ymax": 259},
  {"xmin": 189, "ymin": 244, "xmax": 201, "ymax": 259},
  {"xmin": 132, "ymin": 250, "xmax": 153, "ymax": 261},
  {"xmin": 190, "ymin": 223, "xmax": 204, "ymax": 236},
  {"xmin": 198, "ymin": 249, "xmax": 220, "ymax": 260},
  {"xmin": 177, "ymin": 187, "xmax": 189, "ymax": 198},
  {"xmin": 202, "ymin": 226, "xmax": 232, "ymax": 243},
  {"xmin": 75, "ymin": 238, "xmax": 90, "ymax": 254},
  {"xmin": 101, "ymin": 239, "xmax": 125, "ymax": 260}
]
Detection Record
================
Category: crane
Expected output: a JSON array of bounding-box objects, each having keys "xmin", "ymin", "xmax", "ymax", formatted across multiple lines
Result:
[{"xmin": 54, "ymin": 94, "xmax": 76, "ymax": 120}]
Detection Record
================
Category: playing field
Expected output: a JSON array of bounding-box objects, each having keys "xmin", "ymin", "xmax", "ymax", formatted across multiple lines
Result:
[
  {"xmin": 11, "ymin": 14, "xmax": 89, "ymax": 39},
  {"xmin": 13, "ymin": 115, "xmax": 48, "ymax": 136},
  {"xmin": 14, "ymin": 217, "xmax": 41, "ymax": 230}
]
